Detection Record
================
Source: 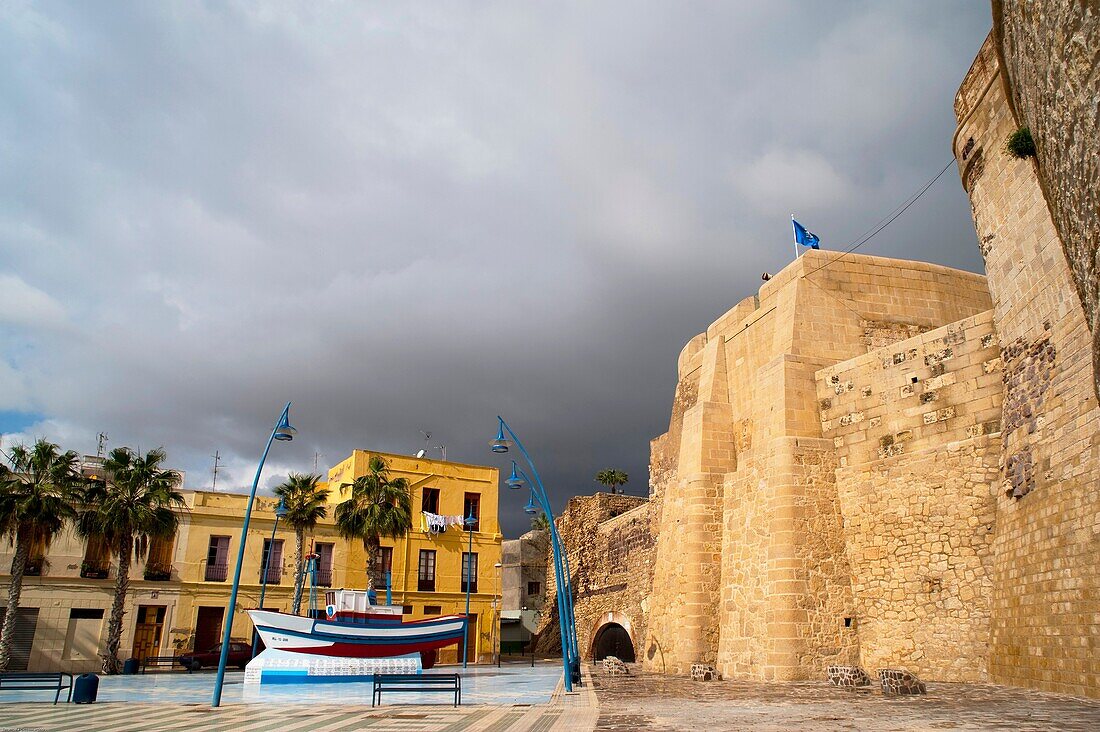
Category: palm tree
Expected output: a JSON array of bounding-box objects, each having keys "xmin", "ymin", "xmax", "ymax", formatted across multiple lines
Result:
[
  {"xmin": 0, "ymin": 440, "xmax": 82, "ymax": 670},
  {"xmin": 530, "ymin": 513, "xmax": 551, "ymax": 532},
  {"xmin": 334, "ymin": 456, "xmax": 412, "ymax": 591},
  {"xmin": 274, "ymin": 473, "xmax": 329, "ymax": 615},
  {"xmin": 79, "ymin": 447, "xmax": 184, "ymax": 674},
  {"xmin": 595, "ymin": 469, "xmax": 629, "ymax": 495}
]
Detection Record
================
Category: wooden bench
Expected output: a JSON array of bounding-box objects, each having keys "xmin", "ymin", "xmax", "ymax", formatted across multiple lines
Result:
[
  {"xmin": 141, "ymin": 656, "xmax": 193, "ymax": 673},
  {"xmin": 0, "ymin": 672, "xmax": 74, "ymax": 704},
  {"xmin": 372, "ymin": 673, "xmax": 461, "ymax": 707}
]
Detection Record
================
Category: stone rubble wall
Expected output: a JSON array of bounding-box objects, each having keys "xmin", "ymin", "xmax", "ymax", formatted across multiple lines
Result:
[
  {"xmin": 992, "ymin": 1, "xmax": 1100, "ymax": 403},
  {"xmin": 535, "ymin": 493, "xmax": 654, "ymax": 661},
  {"xmin": 818, "ymin": 310, "xmax": 1002, "ymax": 682},
  {"xmin": 954, "ymin": 32, "xmax": 1100, "ymax": 698}
]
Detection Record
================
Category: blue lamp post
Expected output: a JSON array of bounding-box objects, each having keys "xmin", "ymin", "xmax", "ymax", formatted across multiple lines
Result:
[
  {"xmin": 490, "ymin": 416, "xmax": 579, "ymax": 692},
  {"xmin": 252, "ymin": 497, "xmax": 288, "ymax": 656},
  {"xmin": 460, "ymin": 511, "xmax": 477, "ymax": 668},
  {"xmin": 212, "ymin": 402, "xmax": 296, "ymax": 708}
]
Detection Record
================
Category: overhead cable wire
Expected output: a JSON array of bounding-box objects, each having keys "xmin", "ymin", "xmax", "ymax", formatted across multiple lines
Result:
[{"xmin": 802, "ymin": 158, "xmax": 957, "ymax": 280}]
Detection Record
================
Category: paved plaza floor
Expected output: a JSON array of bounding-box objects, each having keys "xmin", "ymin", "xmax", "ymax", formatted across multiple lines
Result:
[
  {"xmin": 0, "ymin": 661, "xmax": 596, "ymax": 732},
  {"xmin": 590, "ymin": 664, "xmax": 1100, "ymax": 731},
  {"xmin": 2, "ymin": 662, "xmax": 1099, "ymax": 731}
]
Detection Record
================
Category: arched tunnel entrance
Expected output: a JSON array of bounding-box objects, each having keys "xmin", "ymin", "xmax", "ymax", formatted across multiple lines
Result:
[{"xmin": 592, "ymin": 623, "xmax": 635, "ymax": 662}]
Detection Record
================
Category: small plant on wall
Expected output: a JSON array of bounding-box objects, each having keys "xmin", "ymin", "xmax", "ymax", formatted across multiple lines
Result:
[{"xmin": 1005, "ymin": 126, "xmax": 1036, "ymax": 159}]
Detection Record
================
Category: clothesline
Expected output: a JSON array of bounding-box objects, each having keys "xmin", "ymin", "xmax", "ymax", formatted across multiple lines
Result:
[{"xmin": 420, "ymin": 511, "xmax": 466, "ymax": 534}]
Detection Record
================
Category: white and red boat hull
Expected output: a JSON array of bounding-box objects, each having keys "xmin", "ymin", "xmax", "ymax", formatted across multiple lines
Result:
[{"xmin": 248, "ymin": 609, "xmax": 468, "ymax": 658}]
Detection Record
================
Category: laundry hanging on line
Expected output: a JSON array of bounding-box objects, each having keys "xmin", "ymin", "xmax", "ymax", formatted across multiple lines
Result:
[{"xmin": 421, "ymin": 511, "xmax": 466, "ymax": 534}]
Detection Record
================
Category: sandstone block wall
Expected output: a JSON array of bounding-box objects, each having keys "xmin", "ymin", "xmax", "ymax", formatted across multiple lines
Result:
[
  {"xmin": 647, "ymin": 252, "xmax": 992, "ymax": 680},
  {"xmin": 818, "ymin": 310, "xmax": 1002, "ymax": 682},
  {"xmin": 992, "ymin": 1, "xmax": 1100, "ymax": 402},
  {"xmin": 954, "ymin": 33, "xmax": 1100, "ymax": 698}
]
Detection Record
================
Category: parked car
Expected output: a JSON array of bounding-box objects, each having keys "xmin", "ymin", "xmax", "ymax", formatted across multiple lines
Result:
[{"xmin": 178, "ymin": 642, "xmax": 252, "ymax": 671}]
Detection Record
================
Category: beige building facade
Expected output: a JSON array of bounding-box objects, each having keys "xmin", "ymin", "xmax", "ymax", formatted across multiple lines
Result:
[{"xmin": 0, "ymin": 451, "xmax": 502, "ymax": 672}]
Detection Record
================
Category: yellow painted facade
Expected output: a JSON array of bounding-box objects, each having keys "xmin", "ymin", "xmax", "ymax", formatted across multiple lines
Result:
[
  {"xmin": 0, "ymin": 452, "xmax": 501, "ymax": 672},
  {"xmin": 326, "ymin": 451, "xmax": 502, "ymax": 665}
]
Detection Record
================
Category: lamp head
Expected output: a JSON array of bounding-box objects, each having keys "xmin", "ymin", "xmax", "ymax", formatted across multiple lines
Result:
[
  {"xmin": 274, "ymin": 408, "xmax": 296, "ymax": 442},
  {"xmin": 489, "ymin": 419, "xmax": 511, "ymax": 453},
  {"xmin": 523, "ymin": 491, "xmax": 538, "ymax": 515},
  {"xmin": 505, "ymin": 461, "xmax": 524, "ymax": 489},
  {"xmin": 274, "ymin": 498, "xmax": 289, "ymax": 519},
  {"xmin": 464, "ymin": 511, "xmax": 477, "ymax": 528}
]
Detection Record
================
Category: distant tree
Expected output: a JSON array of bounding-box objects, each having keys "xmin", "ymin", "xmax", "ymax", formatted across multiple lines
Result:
[
  {"xmin": 274, "ymin": 473, "xmax": 329, "ymax": 615},
  {"xmin": 530, "ymin": 512, "xmax": 551, "ymax": 532},
  {"xmin": 595, "ymin": 469, "xmax": 629, "ymax": 495},
  {"xmin": 79, "ymin": 447, "xmax": 184, "ymax": 674},
  {"xmin": 0, "ymin": 440, "xmax": 82, "ymax": 670},
  {"xmin": 334, "ymin": 456, "xmax": 412, "ymax": 591}
]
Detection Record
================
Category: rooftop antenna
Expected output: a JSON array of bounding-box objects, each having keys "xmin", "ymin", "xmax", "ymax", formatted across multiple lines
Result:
[
  {"xmin": 437, "ymin": 444, "xmax": 447, "ymax": 462},
  {"xmin": 96, "ymin": 432, "xmax": 108, "ymax": 458},
  {"xmin": 417, "ymin": 430, "xmax": 432, "ymax": 459},
  {"xmin": 211, "ymin": 450, "xmax": 221, "ymax": 492},
  {"xmin": 313, "ymin": 452, "xmax": 323, "ymax": 472}
]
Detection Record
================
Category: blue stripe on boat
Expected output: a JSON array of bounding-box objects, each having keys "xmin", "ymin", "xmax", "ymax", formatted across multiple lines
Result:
[{"xmin": 256, "ymin": 624, "xmax": 465, "ymax": 645}]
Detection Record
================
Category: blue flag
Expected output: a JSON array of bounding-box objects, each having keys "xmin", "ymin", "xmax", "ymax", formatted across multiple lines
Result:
[{"xmin": 792, "ymin": 218, "xmax": 820, "ymax": 249}]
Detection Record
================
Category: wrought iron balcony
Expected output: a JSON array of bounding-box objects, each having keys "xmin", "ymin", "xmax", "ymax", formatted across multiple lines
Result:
[
  {"xmin": 80, "ymin": 561, "xmax": 111, "ymax": 579},
  {"xmin": 315, "ymin": 567, "xmax": 333, "ymax": 587},
  {"xmin": 144, "ymin": 562, "xmax": 173, "ymax": 582},
  {"xmin": 205, "ymin": 562, "xmax": 229, "ymax": 582},
  {"xmin": 260, "ymin": 565, "xmax": 283, "ymax": 585}
]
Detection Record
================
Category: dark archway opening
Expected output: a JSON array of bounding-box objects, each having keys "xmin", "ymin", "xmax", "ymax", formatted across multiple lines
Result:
[{"xmin": 592, "ymin": 623, "xmax": 635, "ymax": 662}]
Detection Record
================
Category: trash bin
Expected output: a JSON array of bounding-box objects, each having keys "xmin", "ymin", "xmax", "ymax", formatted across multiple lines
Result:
[
  {"xmin": 73, "ymin": 673, "xmax": 99, "ymax": 703},
  {"xmin": 122, "ymin": 657, "xmax": 140, "ymax": 675}
]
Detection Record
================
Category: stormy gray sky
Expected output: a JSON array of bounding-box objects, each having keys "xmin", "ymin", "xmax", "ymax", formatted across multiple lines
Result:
[{"xmin": 1, "ymin": 2, "xmax": 990, "ymax": 537}]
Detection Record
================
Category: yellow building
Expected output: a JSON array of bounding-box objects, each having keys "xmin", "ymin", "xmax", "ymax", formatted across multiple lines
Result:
[
  {"xmin": 326, "ymin": 451, "xmax": 502, "ymax": 665},
  {"xmin": 0, "ymin": 452, "xmax": 501, "ymax": 672}
]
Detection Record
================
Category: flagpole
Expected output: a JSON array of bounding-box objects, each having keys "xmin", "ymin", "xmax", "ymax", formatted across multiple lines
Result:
[{"xmin": 791, "ymin": 213, "xmax": 798, "ymax": 260}]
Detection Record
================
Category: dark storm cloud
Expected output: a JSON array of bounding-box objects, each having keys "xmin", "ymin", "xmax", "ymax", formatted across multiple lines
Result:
[{"xmin": 0, "ymin": 2, "xmax": 992, "ymax": 536}]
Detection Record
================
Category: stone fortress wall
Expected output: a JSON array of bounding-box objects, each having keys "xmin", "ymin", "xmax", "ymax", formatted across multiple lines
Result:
[
  {"xmin": 818, "ymin": 310, "xmax": 1003, "ymax": 682},
  {"xmin": 953, "ymin": 30, "xmax": 1100, "ymax": 698},
  {"xmin": 535, "ymin": 493, "xmax": 654, "ymax": 661},
  {"xmin": 553, "ymin": 16, "xmax": 1098, "ymax": 699},
  {"xmin": 645, "ymin": 253, "xmax": 992, "ymax": 680}
]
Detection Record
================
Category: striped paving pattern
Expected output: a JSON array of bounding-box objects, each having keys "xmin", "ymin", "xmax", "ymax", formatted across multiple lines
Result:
[{"xmin": 0, "ymin": 669, "xmax": 599, "ymax": 732}]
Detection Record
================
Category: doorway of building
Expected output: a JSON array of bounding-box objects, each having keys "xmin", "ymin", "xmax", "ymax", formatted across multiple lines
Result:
[
  {"xmin": 464, "ymin": 613, "xmax": 478, "ymax": 663},
  {"xmin": 194, "ymin": 606, "xmax": 224, "ymax": 653},
  {"xmin": 132, "ymin": 605, "xmax": 166, "ymax": 663},
  {"xmin": 592, "ymin": 623, "xmax": 634, "ymax": 661}
]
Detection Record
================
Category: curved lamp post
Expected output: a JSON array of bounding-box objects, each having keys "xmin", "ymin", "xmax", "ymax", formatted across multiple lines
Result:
[
  {"xmin": 460, "ymin": 511, "xmax": 477, "ymax": 668},
  {"xmin": 212, "ymin": 402, "xmax": 296, "ymax": 708},
  {"xmin": 490, "ymin": 416, "xmax": 579, "ymax": 692},
  {"xmin": 252, "ymin": 497, "xmax": 288, "ymax": 657}
]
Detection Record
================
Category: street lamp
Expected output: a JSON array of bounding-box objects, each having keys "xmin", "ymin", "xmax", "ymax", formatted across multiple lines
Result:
[
  {"xmin": 212, "ymin": 402, "xmax": 296, "ymax": 708},
  {"xmin": 461, "ymin": 510, "xmax": 477, "ymax": 669},
  {"xmin": 252, "ymin": 497, "xmax": 288, "ymax": 656},
  {"xmin": 489, "ymin": 417, "xmax": 579, "ymax": 692},
  {"xmin": 493, "ymin": 561, "xmax": 503, "ymax": 667}
]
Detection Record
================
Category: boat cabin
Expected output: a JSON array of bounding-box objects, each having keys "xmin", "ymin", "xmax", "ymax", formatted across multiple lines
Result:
[{"xmin": 324, "ymin": 589, "xmax": 402, "ymax": 622}]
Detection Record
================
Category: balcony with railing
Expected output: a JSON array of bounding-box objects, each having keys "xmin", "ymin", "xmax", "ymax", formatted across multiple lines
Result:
[
  {"xmin": 315, "ymin": 566, "xmax": 333, "ymax": 587},
  {"xmin": 143, "ymin": 562, "xmax": 173, "ymax": 581},
  {"xmin": 205, "ymin": 562, "xmax": 228, "ymax": 582},
  {"xmin": 260, "ymin": 565, "xmax": 283, "ymax": 585},
  {"xmin": 80, "ymin": 560, "xmax": 111, "ymax": 579}
]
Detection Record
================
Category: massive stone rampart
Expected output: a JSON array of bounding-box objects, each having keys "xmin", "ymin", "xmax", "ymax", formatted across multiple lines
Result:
[
  {"xmin": 954, "ymin": 31, "xmax": 1100, "ymax": 698},
  {"xmin": 645, "ymin": 252, "xmax": 992, "ymax": 679},
  {"xmin": 992, "ymin": 1, "xmax": 1100, "ymax": 403},
  {"xmin": 818, "ymin": 310, "xmax": 1002, "ymax": 682}
]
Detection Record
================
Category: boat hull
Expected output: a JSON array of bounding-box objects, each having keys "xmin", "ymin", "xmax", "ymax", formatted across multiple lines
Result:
[{"xmin": 248, "ymin": 609, "xmax": 468, "ymax": 659}]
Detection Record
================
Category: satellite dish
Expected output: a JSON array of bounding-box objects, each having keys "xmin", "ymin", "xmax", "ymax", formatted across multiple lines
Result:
[{"xmin": 415, "ymin": 449, "xmax": 427, "ymax": 458}]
